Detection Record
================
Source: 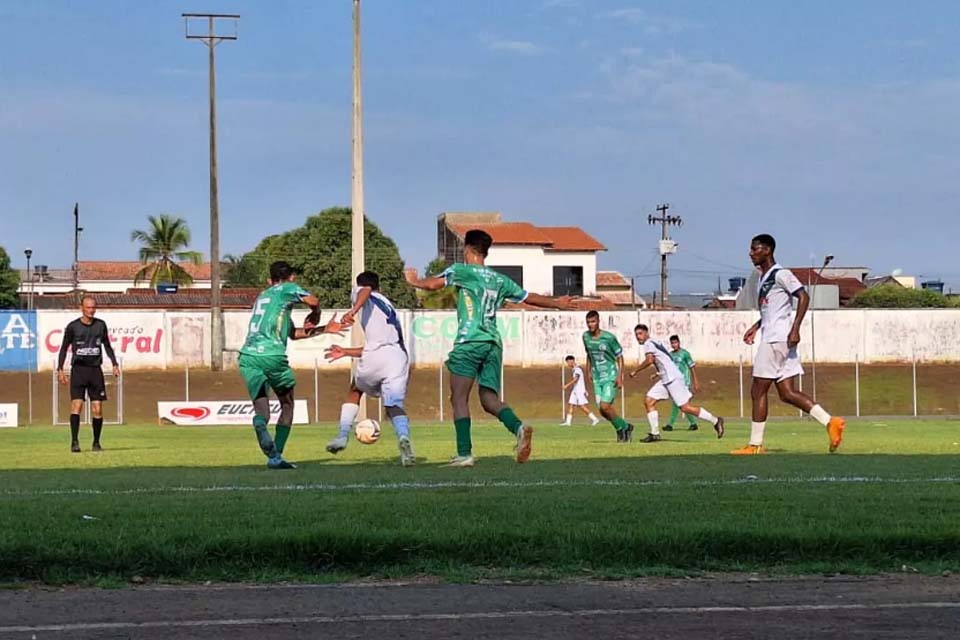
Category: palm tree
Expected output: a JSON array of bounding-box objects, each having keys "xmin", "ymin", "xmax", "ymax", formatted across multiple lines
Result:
[{"xmin": 130, "ymin": 215, "xmax": 203, "ymax": 286}]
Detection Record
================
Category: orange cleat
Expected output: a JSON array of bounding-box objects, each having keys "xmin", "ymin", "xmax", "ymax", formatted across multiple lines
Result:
[
  {"xmin": 515, "ymin": 424, "xmax": 534, "ymax": 463},
  {"xmin": 828, "ymin": 417, "xmax": 846, "ymax": 453},
  {"xmin": 730, "ymin": 444, "xmax": 767, "ymax": 455}
]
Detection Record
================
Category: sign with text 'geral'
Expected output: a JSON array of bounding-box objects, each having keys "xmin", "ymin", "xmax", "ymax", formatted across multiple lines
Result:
[
  {"xmin": 157, "ymin": 400, "xmax": 309, "ymax": 426},
  {"xmin": 0, "ymin": 403, "xmax": 18, "ymax": 428}
]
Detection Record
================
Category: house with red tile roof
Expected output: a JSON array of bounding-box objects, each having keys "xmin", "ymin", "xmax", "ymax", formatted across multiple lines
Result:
[
  {"xmin": 18, "ymin": 261, "xmax": 213, "ymax": 296},
  {"xmin": 436, "ymin": 212, "xmax": 608, "ymax": 298}
]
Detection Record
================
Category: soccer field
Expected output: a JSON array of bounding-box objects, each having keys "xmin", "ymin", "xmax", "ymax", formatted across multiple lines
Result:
[{"xmin": 1, "ymin": 419, "xmax": 958, "ymax": 585}]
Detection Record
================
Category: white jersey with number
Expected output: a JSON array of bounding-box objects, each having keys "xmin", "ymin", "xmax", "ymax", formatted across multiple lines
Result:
[
  {"xmin": 571, "ymin": 365, "xmax": 586, "ymax": 395},
  {"xmin": 644, "ymin": 339, "xmax": 683, "ymax": 385},
  {"xmin": 352, "ymin": 287, "xmax": 405, "ymax": 354},
  {"xmin": 758, "ymin": 264, "xmax": 804, "ymax": 343}
]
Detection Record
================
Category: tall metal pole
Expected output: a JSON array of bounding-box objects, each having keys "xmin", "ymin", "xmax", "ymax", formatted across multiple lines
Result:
[
  {"xmin": 183, "ymin": 13, "xmax": 238, "ymax": 371},
  {"xmin": 72, "ymin": 203, "xmax": 81, "ymax": 292},
  {"xmin": 810, "ymin": 254, "xmax": 833, "ymax": 402},
  {"xmin": 24, "ymin": 249, "xmax": 33, "ymax": 425},
  {"xmin": 351, "ymin": 0, "xmax": 367, "ymax": 419}
]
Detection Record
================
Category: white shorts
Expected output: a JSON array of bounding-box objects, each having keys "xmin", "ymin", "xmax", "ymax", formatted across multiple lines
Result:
[
  {"xmin": 354, "ymin": 346, "xmax": 409, "ymax": 408},
  {"xmin": 647, "ymin": 378, "xmax": 693, "ymax": 407},
  {"xmin": 753, "ymin": 341, "xmax": 804, "ymax": 382},
  {"xmin": 568, "ymin": 389, "xmax": 588, "ymax": 406}
]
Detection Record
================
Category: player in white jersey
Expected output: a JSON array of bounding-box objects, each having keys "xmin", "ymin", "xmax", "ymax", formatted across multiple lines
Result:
[
  {"xmin": 324, "ymin": 271, "xmax": 415, "ymax": 466},
  {"xmin": 733, "ymin": 234, "xmax": 845, "ymax": 455},
  {"xmin": 629, "ymin": 324, "xmax": 724, "ymax": 442},
  {"xmin": 560, "ymin": 355, "xmax": 600, "ymax": 426}
]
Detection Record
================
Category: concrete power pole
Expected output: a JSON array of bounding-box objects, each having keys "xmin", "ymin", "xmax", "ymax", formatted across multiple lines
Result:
[
  {"xmin": 183, "ymin": 13, "xmax": 238, "ymax": 371},
  {"xmin": 647, "ymin": 204, "xmax": 682, "ymax": 307},
  {"xmin": 351, "ymin": 0, "xmax": 367, "ymax": 419}
]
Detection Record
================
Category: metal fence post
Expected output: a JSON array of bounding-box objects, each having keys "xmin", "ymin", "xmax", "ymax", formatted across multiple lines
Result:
[
  {"xmin": 185, "ymin": 364, "xmax": 190, "ymax": 401},
  {"xmin": 798, "ymin": 374, "xmax": 804, "ymax": 418},
  {"xmin": 738, "ymin": 354, "xmax": 744, "ymax": 419},
  {"xmin": 439, "ymin": 365, "xmax": 444, "ymax": 422},
  {"xmin": 560, "ymin": 359, "xmax": 566, "ymax": 421},
  {"xmin": 313, "ymin": 358, "xmax": 320, "ymax": 424},
  {"xmin": 855, "ymin": 352, "xmax": 861, "ymax": 418},
  {"xmin": 912, "ymin": 350, "xmax": 918, "ymax": 418}
]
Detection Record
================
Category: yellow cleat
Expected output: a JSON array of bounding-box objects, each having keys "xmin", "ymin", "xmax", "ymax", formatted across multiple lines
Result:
[
  {"xmin": 828, "ymin": 417, "xmax": 846, "ymax": 453},
  {"xmin": 730, "ymin": 444, "xmax": 767, "ymax": 455}
]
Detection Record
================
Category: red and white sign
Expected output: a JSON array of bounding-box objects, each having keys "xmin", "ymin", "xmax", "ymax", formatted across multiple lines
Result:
[{"xmin": 157, "ymin": 400, "xmax": 309, "ymax": 425}]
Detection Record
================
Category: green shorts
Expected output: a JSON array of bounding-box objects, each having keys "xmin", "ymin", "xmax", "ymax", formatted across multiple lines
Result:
[
  {"xmin": 593, "ymin": 379, "xmax": 618, "ymax": 405},
  {"xmin": 446, "ymin": 341, "xmax": 502, "ymax": 391},
  {"xmin": 238, "ymin": 353, "xmax": 296, "ymax": 399}
]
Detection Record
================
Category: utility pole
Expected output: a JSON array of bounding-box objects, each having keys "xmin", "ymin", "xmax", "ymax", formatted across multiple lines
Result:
[
  {"xmin": 647, "ymin": 204, "xmax": 682, "ymax": 307},
  {"xmin": 351, "ymin": 0, "xmax": 367, "ymax": 419},
  {"xmin": 183, "ymin": 12, "xmax": 238, "ymax": 371},
  {"xmin": 72, "ymin": 203, "xmax": 82, "ymax": 293}
]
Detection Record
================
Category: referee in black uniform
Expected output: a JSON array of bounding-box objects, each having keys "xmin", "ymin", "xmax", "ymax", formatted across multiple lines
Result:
[{"xmin": 57, "ymin": 296, "xmax": 120, "ymax": 452}]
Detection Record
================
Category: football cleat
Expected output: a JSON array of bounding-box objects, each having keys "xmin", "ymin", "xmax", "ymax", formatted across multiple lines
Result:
[
  {"xmin": 267, "ymin": 456, "xmax": 297, "ymax": 470},
  {"xmin": 326, "ymin": 435, "xmax": 349, "ymax": 455},
  {"xmin": 663, "ymin": 424, "xmax": 674, "ymax": 431},
  {"xmin": 70, "ymin": 441, "xmax": 81, "ymax": 453},
  {"xmin": 713, "ymin": 417, "xmax": 725, "ymax": 439},
  {"xmin": 730, "ymin": 444, "xmax": 766, "ymax": 455},
  {"xmin": 640, "ymin": 433, "xmax": 662, "ymax": 443},
  {"xmin": 92, "ymin": 442, "xmax": 103, "ymax": 452},
  {"xmin": 445, "ymin": 455, "xmax": 475, "ymax": 468},
  {"xmin": 624, "ymin": 423, "xmax": 635, "ymax": 443},
  {"xmin": 398, "ymin": 437, "xmax": 416, "ymax": 467},
  {"xmin": 688, "ymin": 423, "xmax": 699, "ymax": 431},
  {"xmin": 828, "ymin": 417, "xmax": 846, "ymax": 453},
  {"xmin": 515, "ymin": 424, "xmax": 534, "ymax": 463}
]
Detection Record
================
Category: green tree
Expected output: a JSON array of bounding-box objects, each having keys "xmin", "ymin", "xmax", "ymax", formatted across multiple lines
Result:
[
  {"xmin": 0, "ymin": 246, "xmax": 21, "ymax": 309},
  {"xmin": 130, "ymin": 215, "xmax": 204, "ymax": 286},
  {"xmin": 419, "ymin": 257, "xmax": 457, "ymax": 309},
  {"xmin": 851, "ymin": 285, "xmax": 949, "ymax": 308},
  {"xmin": 223, "ymin": 253, "xmax": 267, "ymax": 288},
  {"xmin": 240, "ymin": 207, "xmax": 417, "ymax": 308}
]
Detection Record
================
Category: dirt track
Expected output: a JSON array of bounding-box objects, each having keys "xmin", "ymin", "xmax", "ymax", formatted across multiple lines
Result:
[
  {"xmin": 2, "ymin": 364, "xmax": 959, "ymax": 426},
  {"xmin": 1, "ymin": 575, "xmax": 957, "ymax": 639}
]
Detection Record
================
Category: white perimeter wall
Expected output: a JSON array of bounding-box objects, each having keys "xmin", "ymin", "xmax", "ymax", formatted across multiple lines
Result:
[{"xmin": 29, "ymin": 308, "xmax": 960, "ymax": 371}]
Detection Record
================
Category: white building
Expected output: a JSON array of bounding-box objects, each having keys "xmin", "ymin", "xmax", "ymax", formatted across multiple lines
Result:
[
  {"xmin": 437, "ymin": 212, "xmax": 605, "ymax": 297},
  {"xmin": 17, "ymin": 261, "xmax": 212, "ymax": 296}
]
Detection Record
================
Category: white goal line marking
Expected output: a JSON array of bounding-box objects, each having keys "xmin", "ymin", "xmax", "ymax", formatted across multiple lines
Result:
[
  {"xmin": 1, "ymin": 476, "xmax": 958, "ymax": 498},
  {"xmin": 1, "ymin": 601, "xmax": 958, "ymax": 634}
]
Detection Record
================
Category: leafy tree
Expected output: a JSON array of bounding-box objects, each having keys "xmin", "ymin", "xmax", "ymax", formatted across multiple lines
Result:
[
  {"xmin": 851, "ymin": 285, "xmax": 949, "ymax": 308},
  {"xmin": 0, "ymin": 246, "xmax": 20, "ymax": 309},
  {"xmin": 238, "ymin": 207, "xmax": 417, "ymax": 308},
  {"xmin": 223, "ymin": 253, "xmax": 267, "ymax": 288},
  {"xmin": 420, "ymin": 257, "xmax": 456, "ymax": 309},
  {"xmin": 130, "ymin": 215, "xmax": 203, "ymax": 286}
]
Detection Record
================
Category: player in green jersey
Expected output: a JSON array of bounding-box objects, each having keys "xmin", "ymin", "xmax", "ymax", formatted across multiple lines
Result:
[
  {"xmin": 406, "ymin": 229, "xmax": 573, "ymax": 467},
  {"xmin": 582, "ymin": 310, "xmax": 634, "ymax": 443},
  {"xmin": 664, "ymin": 335, "xmax": 700, "ymax": 431},
  {"xmin": 239, "ymin": 261, "xmax": 348, "ymax": 469}
]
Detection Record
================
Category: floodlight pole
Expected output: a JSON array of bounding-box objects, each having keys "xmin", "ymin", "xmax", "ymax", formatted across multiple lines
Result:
[
  {"xmin": 183, "ymin": 13, "xmax": 238, "ymax": 371},
  {"xmin": 351, "ymin": 0, "xmax": 367, "ymax": 419},
  {"xmin": 810, "ymin": 254, "xmax": 834, "ymax": 401},
  {"xmin": 648, "ymin": 204, "xmax": 682, "ymax": 307},
  {"xmin": 72, "ymin": 203, "xmax": 82, "ymax": 292}
]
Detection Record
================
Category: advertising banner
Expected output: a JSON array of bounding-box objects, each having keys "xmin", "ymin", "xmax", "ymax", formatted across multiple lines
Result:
[
  {"xmin": 0, "ymin": 311, "xmax": 37, "ymax": 371},
  {"xmin": 0, "ymin": 403, "xmax": 18, "ymax": 427},
  {"xmin": 157, "ymin": 400, "xmax": 310, "ymax": 425}
]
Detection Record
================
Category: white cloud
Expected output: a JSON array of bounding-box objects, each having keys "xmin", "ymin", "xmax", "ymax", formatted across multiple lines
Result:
[
  {"xmin": 486, "ymin": 39, "xmax": 546, "ymax": 56},
  {"xmin": 599, "ymin": 8, "xmax": 701, "ymax": 35}
]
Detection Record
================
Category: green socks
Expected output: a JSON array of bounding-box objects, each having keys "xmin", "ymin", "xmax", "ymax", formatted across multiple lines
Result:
[
  {"xmin": 497, "ymin": 408, "xmax": 523, "ymax": 435},
  {"xmin": 454, "ymin": 417, "xmax": 472, "ymax": 457},
  {"xmin": 611, "ymin": 416, "xmax": 630, "ymax": 431},
  {"xmin": 274, "ymin": 424, "xmax": 291, "ymax": 455}
]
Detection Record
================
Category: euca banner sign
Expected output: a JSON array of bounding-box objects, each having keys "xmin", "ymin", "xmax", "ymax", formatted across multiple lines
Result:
[{"xmin": 158, "ymin": 400, "xmax": 310, "ymax": 425}]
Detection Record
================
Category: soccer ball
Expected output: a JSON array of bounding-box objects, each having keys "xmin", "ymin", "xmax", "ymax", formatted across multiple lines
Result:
[{"xmin": 354, "ymin": 419, "xmax": 381, "ymax": 445}]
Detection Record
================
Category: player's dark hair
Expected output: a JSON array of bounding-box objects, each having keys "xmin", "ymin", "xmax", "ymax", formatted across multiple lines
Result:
[
  {"xmin": 464, "ymin": 229, "xmax": 493, "ymax": 257},
  {"xmin": 585, "ymin": 310, "xmax": 600, "ymax": 320},
  {"xmin": 356, "ymin": 271, "xmax": 380, "ymax": 290},
  {"xmin": 635, "ymin": 323, "xmax": 648, "ymax": 332},
  {"xmin": 565, "ymin": 355, "xmax": 575, "ymax": 362},
  {"xmin": 669, "ymin": 334, "xmax": 680, "ymax": 342},
  {"xmin": 752, "ymin": 234, "xmax": 776, "ymax": 252},
  {"xmin": 269, "ymin": 261, "xmax": 298, "ymax": 282}
]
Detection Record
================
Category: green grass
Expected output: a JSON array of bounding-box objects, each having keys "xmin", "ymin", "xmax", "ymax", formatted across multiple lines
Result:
[{"xmin": 1, "ymin": 418, "xmax": 959, "ymax": 584}]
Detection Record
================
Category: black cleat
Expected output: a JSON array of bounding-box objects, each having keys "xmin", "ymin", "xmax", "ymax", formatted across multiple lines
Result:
[
  {"xmin": 71, "ymin": 441, "xmax": 81, "ymax": 453},
  {"xmin": 640, "ymin": 433, "xmax": 662, "ymax": 443},
  {"xmin": 616, "ymin": 428, "xmax": 625, "ymax": 443},
  {"xmin": 663, "ymin": 424, "xmax": 674, "ymax": 431},
  {"xmin": 714, "ymin": 416, "xmax": 725, "ymax": 439},
  {"xmin": 92, "ymin": 442, "xmax": 103, "ymax": 452},
  {"xmin": 688, "ymin": 424, "xmax": 699, "ymax": 431},
  {"xmin": 624, "ymin": 423, "xmax": 635, "ymax": 442}
]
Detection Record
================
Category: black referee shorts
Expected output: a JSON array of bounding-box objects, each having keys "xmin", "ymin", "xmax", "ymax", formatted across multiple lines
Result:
[{"xmin": 70, "ymin": 366, "xmax": 108, "ymax": 402}]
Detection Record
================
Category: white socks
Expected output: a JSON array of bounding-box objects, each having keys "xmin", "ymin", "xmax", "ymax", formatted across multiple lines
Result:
[
  {"xmin": 750, "ymin": 421, "xmax": 766, "ymax": 446},
  {"xmin": 697, "ymin": 408, "xmax": 719, "ymax": 426},
  {"xmin": 588, "ymin": 412, "xmax": 598, "ymax": 422},
  {"xmin": 809, "ymin": 404, "xmax": 831, "ymax": 427},
  {"xmin": 563, "ymin": 413, "xmax": 572, "ymax": 425},
  {"xmin": 647, "ymin": 410, "xmax": 660, "ymax": 435},
  {"xmin": 338, "ymin": 403, "xmax": 360, "ymax": 438}
]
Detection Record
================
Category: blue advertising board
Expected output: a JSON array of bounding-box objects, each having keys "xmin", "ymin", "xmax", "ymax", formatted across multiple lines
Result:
[{"xmin": 0, "ymin": 311, "xmax": 38, "ymax": 371}]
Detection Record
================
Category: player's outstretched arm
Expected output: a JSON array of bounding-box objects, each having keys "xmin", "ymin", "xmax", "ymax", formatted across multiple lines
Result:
[
  {"xmin": 406, "ymin": 273, "xmax": 447, "ymax": 291},
  {"xmin": 524, "ymin": 293, "xmax": 575, "ymax": 310},
  {"xmin": 342, "ymin": 286, "xmax": 372, "ymax": 324},
  {"xmin": 324, "ymin": 345, "xmax": 363, "ymax": 362},
  {"xmin": 629, "ymin": 354, "xmax": 656, "ymax": 378}
]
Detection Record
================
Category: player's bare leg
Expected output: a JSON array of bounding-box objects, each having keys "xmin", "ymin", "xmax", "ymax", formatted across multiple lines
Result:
[
  {"xmin": 579, "ymin": 404, "xmax": 600, "ymax": 425},
  {"xmin": 775, "ymin": 376, "xmax": 845, "ymax": 452},
  {"xmin": 678, "ymin": 401, "xmax": 724, "ymax": 439},
  {"xmin": 478, "ymin": 386, "xmax": 533, "ymax": 463},
  {"xmin": 328, "ymin": 387, "xmax": 363, "ymax": 454},
  {"xmin": 69, "ymin": 398, "xmax": 84, "ymax": 453}
]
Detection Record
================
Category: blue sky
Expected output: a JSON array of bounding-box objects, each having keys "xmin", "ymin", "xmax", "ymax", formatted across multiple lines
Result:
[{"xmin": 2, "ymin": 0, "xmax": 959, "ymax": 293}]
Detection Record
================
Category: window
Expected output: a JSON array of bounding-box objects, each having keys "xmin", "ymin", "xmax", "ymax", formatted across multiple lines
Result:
[
  {"xmin": 490, "ymin": 265, "xmax": 523, "ymax": 288},
  {"xmin": 553, "ymin": 266, "xmax": 583, "ymax": 296}
]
